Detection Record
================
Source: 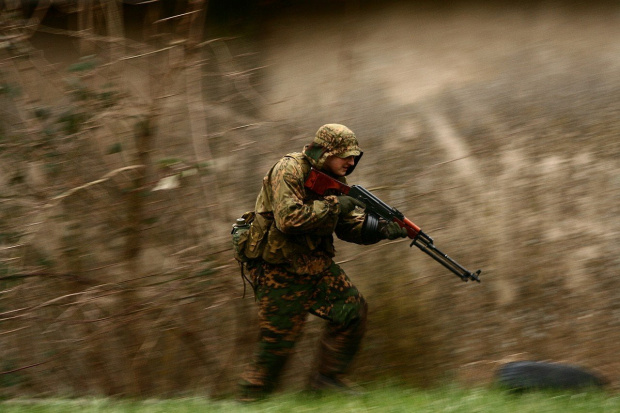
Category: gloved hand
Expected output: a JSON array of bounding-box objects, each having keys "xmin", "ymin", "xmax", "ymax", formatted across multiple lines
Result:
[
  {"xmin": 336, "ymin": 195, "xmax": 365, "ymax": 216},
  {"xmin": 380, "ymin": 221, "xmax": 408, "ymax": 240}
]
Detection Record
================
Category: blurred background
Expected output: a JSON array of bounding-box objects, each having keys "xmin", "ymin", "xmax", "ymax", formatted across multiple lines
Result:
[{"xmin": 0, "ymin": 0, "xmax": 618, "ymax": 397}]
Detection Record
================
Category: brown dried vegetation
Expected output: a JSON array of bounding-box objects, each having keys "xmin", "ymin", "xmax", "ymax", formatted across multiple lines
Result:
[{"xmin": 0, "ymin": 0, "xmax": 618, "ymax": 398}]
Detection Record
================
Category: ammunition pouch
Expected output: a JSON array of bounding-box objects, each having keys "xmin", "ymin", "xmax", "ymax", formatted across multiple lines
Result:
[{"xmin": 231, "ymin": 211, "xmax": 273, "ymax": 263}]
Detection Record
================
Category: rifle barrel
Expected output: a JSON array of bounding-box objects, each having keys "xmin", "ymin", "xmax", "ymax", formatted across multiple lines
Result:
[{"xmin": 411, "ymin": 237, "xmax": 481, "ymax": 282}]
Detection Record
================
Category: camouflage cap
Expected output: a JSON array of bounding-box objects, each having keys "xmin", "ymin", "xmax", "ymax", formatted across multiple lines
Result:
[{"xmin": 313, "ymin": 124, "xmax": 362, "ymax": 158}]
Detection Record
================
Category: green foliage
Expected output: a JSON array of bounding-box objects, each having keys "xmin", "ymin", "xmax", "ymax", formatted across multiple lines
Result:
[
  {"xmin": 0, "ymin": 82, "xmax": 21, "ymax": 97},
  {"xmin": 0, "ymin": 387, "xmax": 618, "ymax": 412},
  {"xmin": 196, "ymin": 161, "xmax": 211, "ymax": 175},
  {"xmin": 67, "ymin": 56, "xmax": 100, "ymax": 73},
  {"xmin": 63, "ymin": 77, "xmax": 95, "ymax": 102},
  {"xmin": 0, "ymin": 263, "xmax": 20, "ymax": 308},
  {"xmin": 44, "ymin": 152, "xmax": 62, "ymax": 177},
  {"xmin": 142, "ymin": 217, "xmax": 159, "ymax": 226},
  {"xmin": 107, "ymin": 143, "xmax": 123, "ymax": 154},
  {"xmin": 97, "ymin": 90, "xmax": 120, "ymax": 108},
  {"xmin": 8, "ymin": 172, "xmax": 24, "ymax": 186},
  {"xmin": 0, "ymin": 262, "xmax": 14, "ymax": 286},
  {"xmin": 0, "ymin": 232, "xmax": 21, "ymax": 244},
  {"xmin": 36, "ymin": 256, "xmax": 54, "ymax": 269},
  {"xmin": 197, "ymin": 267, "xmax": 215, "ymax": 278},
  {"xmin": 57, "ymin": 109, "xmax": 87, "ymax": 136},
  {"xmin": 157, "ymin": 158, "xmax": 185, "ymax": 169},
  {"xmin": 33, "ymin": 107, "xmax": 51, "ymax": 121},
  {"xmin": 0, "ymin": 362, "xmax": 23, "ymax": 389},
  {"xmin": 62, "ymin": 78, "xmax": 119, "ymax": 109}
]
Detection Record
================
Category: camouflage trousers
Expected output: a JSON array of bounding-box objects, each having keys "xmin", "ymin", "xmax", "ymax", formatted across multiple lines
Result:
[{"xmin": 239, "ymin": 260, "xmax": 368, "ymax": 397}]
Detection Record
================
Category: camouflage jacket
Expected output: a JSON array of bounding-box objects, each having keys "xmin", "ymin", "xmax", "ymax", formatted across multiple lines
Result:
[{"xmin": 249, "ymin": 149, "xmax": 367, "ymax": 275}]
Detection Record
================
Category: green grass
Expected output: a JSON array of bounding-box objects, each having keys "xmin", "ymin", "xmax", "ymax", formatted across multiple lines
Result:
[{"xmin": 1, "ymin": 386, "xmax": 618, "ymax": 413}]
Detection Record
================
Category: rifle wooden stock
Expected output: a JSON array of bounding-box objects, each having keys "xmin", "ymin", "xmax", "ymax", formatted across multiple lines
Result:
[
  {"xmin": 304, "ymin": 168, "xmax": 481, "ymax": 283},
  {"xmin": 304, "ymin": 167, "xmax": 352, "ymax": 195}
]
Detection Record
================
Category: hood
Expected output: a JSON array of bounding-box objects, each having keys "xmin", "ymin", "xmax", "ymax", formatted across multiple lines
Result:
[{"xmin": 302, "ymin": 124, "xmax": 363, "ymax": 176}]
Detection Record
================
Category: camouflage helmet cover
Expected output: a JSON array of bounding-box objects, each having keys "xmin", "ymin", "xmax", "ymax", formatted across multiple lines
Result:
[{"xmin": 313, "ymin": 124, "xmax": 362, "ymax": 158}]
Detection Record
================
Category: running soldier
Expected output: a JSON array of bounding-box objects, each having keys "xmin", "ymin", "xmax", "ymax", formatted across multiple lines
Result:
[{"xmin": 237, "ymin": 124, "xmax": 407, "ymax": 401}]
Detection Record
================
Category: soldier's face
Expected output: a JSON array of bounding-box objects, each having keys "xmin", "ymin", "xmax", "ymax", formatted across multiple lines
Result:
[{"xmin": 323, "ymin": 155, "xmax": 355, "ymax": 177}]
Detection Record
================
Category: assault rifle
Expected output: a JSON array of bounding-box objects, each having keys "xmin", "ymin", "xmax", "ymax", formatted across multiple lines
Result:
[{"xmin": 304, "ymin": 168, "xmax": 481, "ymax": 283}]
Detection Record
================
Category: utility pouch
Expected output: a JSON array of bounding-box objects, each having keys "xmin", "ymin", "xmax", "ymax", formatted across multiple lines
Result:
[
  {"xmin": 231, "ymin": 211, "xmax": 255, "ymax": 263},
  {"xmin": 244, "ymin": 212, "xmax": 272, "ymax": 260}
]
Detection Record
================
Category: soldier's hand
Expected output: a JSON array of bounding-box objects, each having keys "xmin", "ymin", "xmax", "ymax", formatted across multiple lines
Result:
[
  {"xmin": 336, "ymin": 195, "xmax": 365, "ymax": 216},
  {"xmin": 380, "ymin": 221, "xmax": 408, "ymax": 240}
]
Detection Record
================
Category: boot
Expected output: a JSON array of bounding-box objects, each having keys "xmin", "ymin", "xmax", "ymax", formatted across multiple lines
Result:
[{"xmin": 308, "ymin": 372, "xmax": 364, "ymax": 396}]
